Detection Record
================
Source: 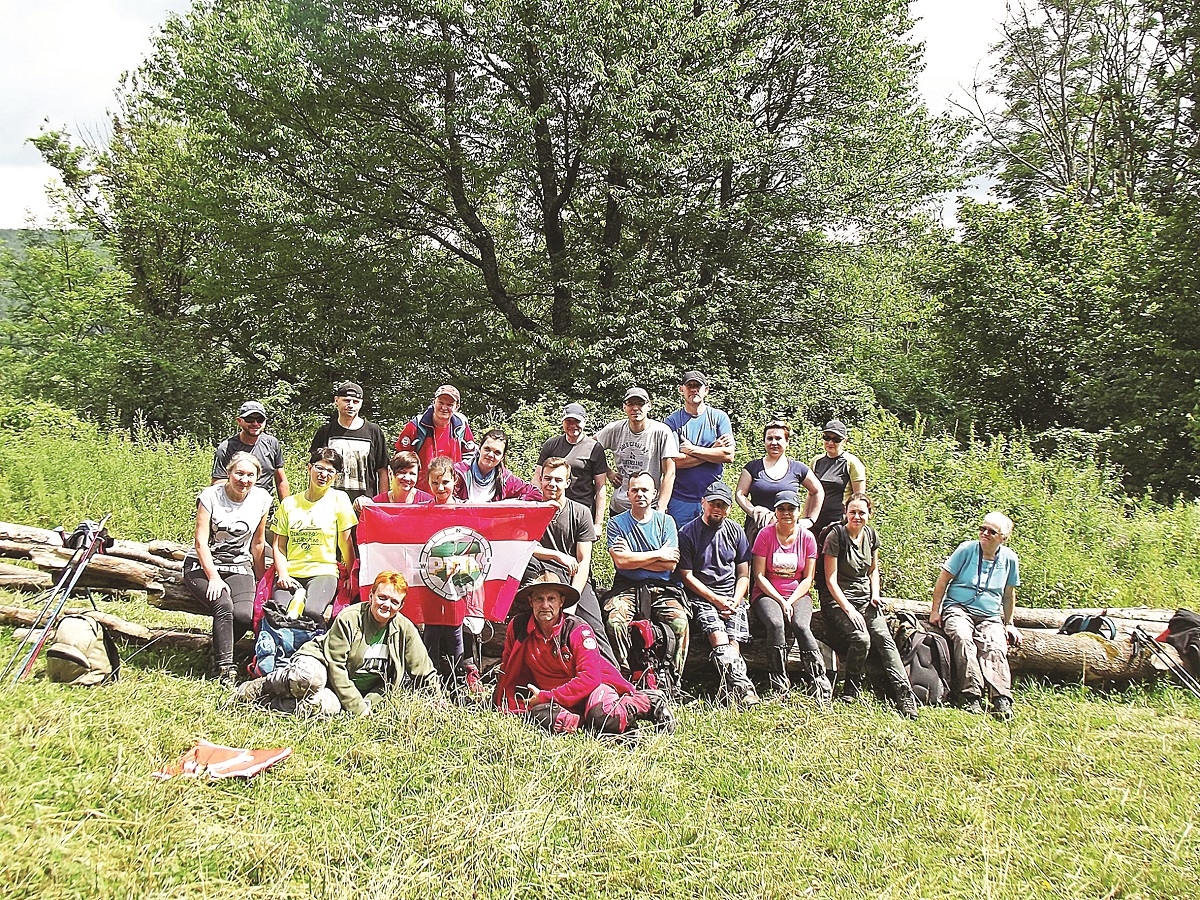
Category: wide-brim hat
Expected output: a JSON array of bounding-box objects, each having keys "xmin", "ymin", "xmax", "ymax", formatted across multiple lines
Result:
[{"xmin": 514, "ymin": 571, "xmax": 580, "ymax": 608}]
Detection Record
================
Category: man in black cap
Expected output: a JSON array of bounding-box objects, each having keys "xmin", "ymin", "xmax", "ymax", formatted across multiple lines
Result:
[
  {"xmin": 664, "ymin": 370, "xmax": 735, "ymax": 529},
  {"xmin": 595, "ymin": 386, "xmax": 682, "ymax": 515},
  {"xmin": 211, "ymin": 400, "xmax": 290, "ymax": 498},
  {"xmin": 309, "ymin": 382, "xmax": 389, "ymax": 504},
  {"xmin": 677, "ymin": 481, "xmax": 759, "ymax": 707},
  {"xmin": 534, "ymin": 402, "xmax": 610, "ymax": 533}
]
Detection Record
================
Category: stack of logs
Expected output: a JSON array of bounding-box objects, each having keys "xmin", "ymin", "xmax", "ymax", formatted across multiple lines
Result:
[{"xmin": 0, "ymin": 519, "xmax": 1190, "ymax": 684}]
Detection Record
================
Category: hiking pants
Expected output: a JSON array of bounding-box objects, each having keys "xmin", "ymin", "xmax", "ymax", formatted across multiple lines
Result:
[
  {"xmin": 525, "ymin": 685, "xmax": 651, "ymax": 735},
  {"xmin": 751, "ymin": 593, "xmax": 821, "ymax": 654},
  {"xmin": 422, "ymin": 624, "xmax": 464, "ymax": 663},
  {"xmin": 941, "ymin": 607, "xmax": 1012, "ymax": 701},
  {"xmin": 603, "ymin": 587, "xmax": 689, "ymax": 676},
  {"xmin": 183, "ymin": 562, "xmax": 255, "ymax": 669},
  {"xmin": 823, "ymin": 601, "xmax": 909, "ymax": 698}
]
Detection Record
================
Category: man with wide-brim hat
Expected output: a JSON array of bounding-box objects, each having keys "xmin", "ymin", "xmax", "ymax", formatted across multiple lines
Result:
[{"xmin": 494, "ymin": 572, "xmax": 674, "ymax": 737}]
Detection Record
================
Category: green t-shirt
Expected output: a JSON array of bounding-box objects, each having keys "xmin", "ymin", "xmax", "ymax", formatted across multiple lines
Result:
[
  {"xmin": 272, "ymin": 489, "xmax": 357, "ymax": 578},
  {"xmin": 351, "ymin": 624, "xmax": 389, "ymax": 693}
]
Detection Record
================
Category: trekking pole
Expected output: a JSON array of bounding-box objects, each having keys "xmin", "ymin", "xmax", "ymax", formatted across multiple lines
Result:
[
  {"xmin": 0, "ymin": 529, "xmax": 99, "ymax": 683},
  {"xmin": 6, "ymin": 517, "xmax": 111, "ymax": 685},
  {"xmin": 1132, "ymin": 627, "xmax": 1200, "ymax": 700}
]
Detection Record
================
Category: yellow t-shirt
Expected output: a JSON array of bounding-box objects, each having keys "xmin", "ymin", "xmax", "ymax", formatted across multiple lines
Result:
[{"xmin": 272, "ymin": 489, "xmax": 357, "ymax": 578}]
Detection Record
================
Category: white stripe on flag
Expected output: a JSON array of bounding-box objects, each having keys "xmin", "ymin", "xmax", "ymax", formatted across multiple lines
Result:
[{"xmin": 359, "ymin": 539, "xmax": 538, "ymax": 590}]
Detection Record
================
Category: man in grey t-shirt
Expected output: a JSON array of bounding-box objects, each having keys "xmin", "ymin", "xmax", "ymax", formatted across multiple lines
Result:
[
  {"xmin": 595, "ymin": 386, "xmax": 682, "ymax": 515},
  {"xmin": 211, "ymin": 400, "xmax": 290, "ymax": 498}
]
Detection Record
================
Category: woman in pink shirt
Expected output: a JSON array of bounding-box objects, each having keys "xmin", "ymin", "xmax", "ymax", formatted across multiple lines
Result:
[{"xmin": 751, "ymin": 490, "xmax": 831, "ymax": 703}]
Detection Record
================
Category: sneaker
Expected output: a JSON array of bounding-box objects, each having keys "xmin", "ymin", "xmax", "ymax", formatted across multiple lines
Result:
[
  {"xmin": 896, "ymin": 691, "xmax": 920, "ymax": 720},
  {"xmin": 734, "ymin": 684, "xmax": 760, "ymax": 708},
  {"xmin": 991, "ymin": 696, "xmax": 1014, "ymax": 721},
  {"xmin": 960, "ymin": 695, "xmax": 984, "ymax": 715},
  {"xmin": 217, "ymin": 666, "xmax": 239, "ymax": 690},
  {"xmin": 234, "ymin": 676, "xmax": 267, "ymax": 704}
]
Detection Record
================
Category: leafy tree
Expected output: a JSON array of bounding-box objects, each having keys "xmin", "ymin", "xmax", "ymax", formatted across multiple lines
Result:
[{"xmin": 36, "ymin": 0, "xmax": 959, "ymax": 422}]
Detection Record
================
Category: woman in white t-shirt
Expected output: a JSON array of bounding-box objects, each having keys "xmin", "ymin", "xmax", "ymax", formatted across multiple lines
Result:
[
  {"xmin": 750, "ymin": 490, "xmax": 830, "ymax": 703},
  {"xmin": 183, "ymin": 452, "xmax": 272, "ymax": 687}
]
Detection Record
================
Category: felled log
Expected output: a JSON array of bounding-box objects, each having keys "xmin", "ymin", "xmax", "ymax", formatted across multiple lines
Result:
[
  {"xmin": 0, "ymin": 520, "xmax": 192, "ymax": 606},
  {"xmin": 0, "ymin": 604, "xmax": 211, "ymax": 651},
  {"xmin": 886, "ymin": 597, "xmax": 1173, "ymax": 637}
]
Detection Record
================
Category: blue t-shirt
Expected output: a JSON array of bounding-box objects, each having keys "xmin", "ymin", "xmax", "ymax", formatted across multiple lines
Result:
[
  {"xmin": 607, "ymin": 509, "xmax": 678, "ymax": 583},
  {"xmin": 941, "ymin": 540, "xmax": 1021, "ymax": 618},
  {"xmin": 665, "ymin": 406, "xmax": 734, "ymax": 503},
  {"xmin": 677, "ymin": 516, "xmax": 750, "ymax": 598}
]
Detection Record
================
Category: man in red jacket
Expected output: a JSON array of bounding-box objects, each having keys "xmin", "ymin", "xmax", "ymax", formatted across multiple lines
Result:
[{"xmin": 495, "ymin": 573, "xmax": 674, "ymax": 737}]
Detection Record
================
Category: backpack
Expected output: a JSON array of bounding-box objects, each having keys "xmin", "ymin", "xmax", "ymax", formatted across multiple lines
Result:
[
  {"xmin": 1159, "ymin": 608, "xmax": 1200, "ymax": 671},
  {"xmin": 45, "ymin": 614, "xmax": 121, "ymax": 686},
  {"xmin": 628, "ymin": 618, "xmax": 679, "ymax": 699},
  {"xmin": 1059, "ymin": 614, "xmax": 1117, "ymax": 641},
  {"xmin": 892, "ymin": 611, "xmax": 950, "ymax": 706}
]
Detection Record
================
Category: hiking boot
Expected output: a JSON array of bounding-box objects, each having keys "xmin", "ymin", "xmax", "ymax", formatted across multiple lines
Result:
[
  {"xmin": 960, "ymin": 694, "xmax": 984, "ymax": 715},
  {"xmin": 991, "ymin": 696, "xmax": 1014, "ymax": 721},
  {"xmin": 217, "ymin": 666, "xmax": 239, "ymax": 690},
  {"xmin": 798, "ymin": 649, "xmax": 832, "ymax": 707},
  {"xmin": 837, "ymin": 676, "xmax": 864, "ymax": 703},
  {"xmin": 234, "ymin": 676, "xmax": 268, "ymax": 705},
  {"xmin": 643, "ymin": 689, "xmax": 677, "ymax": 734},
  {"xmin": 896, "ymin": 690, "xmax": 920, "ymax": 720},
  {"xmin": 767, "ymin": 646, "xmax": 791, "ymax": 695},
  {"xmin": 733, "ymin": 682, "xmax": 760, "ymax": 708}
]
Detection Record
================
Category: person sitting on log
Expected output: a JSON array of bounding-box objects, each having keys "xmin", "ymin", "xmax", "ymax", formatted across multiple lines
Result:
[
  {"xmin": 521, "ymin": 456, "xmax": 617, "ymax": 665},
  {"xmin": 184, "ymin": 451, "xmax": 272, "ymax": 688},
  {"xmin": 930, "ymin": 511, "xmax": 1022, "ymax": 720},
  {"xmin": 495, "ymin": 572, "xmax": 674, "ymax": 737},
  {"xmin": 236, "ymin": 571, "xmax": 438, "ymax": 715},
  {"xmin": 602, "ymin": 471, "xmax": 690, "ymax": 682},
  {"xmin": 676, "ymin": 480, "xmax": 758, "ymax": 707}
]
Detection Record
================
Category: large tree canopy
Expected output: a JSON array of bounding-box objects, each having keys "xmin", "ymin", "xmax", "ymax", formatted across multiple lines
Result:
[{"xmin": 37, "ymin": 0, "xmax": 957, "ymax": 423}]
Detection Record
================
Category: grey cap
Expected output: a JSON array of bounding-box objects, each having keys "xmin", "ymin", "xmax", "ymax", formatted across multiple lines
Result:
[
  {"xmin": 703, "ymin": 481, "xmax": 733, "ymax": 503},
  {"xmin": 623, "ymin": 386, "xmax": 650, "ymax": 403},
  {"xmin": 773, "ymin": 490, "xmax": 802, "ymax": 509},
  {"xmin": 680, "ymin": 370, "xmax": 708, "ymax": 386},
  {"xmin": 562, "ymin": 402, "xmax": 587, "ymax": 422},
  {"xmin": 822, "ymin": 419, "xmax": 848, "ymax": 440},
  {"xmin": 237, "ymin": 400, "xmax": 266, "ymax": 418}
]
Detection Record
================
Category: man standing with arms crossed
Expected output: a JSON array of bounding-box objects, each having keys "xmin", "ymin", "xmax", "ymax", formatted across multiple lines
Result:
[{"xmin": 664, "ymin": 370, "xmax": 735, "ymax": 528}]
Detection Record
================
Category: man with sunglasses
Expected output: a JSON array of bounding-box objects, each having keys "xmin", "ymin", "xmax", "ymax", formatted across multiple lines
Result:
[
  {"xmin": 211, "ymin": 400, "xmax": 290, "ymax": 498},
  {"xmin": 930, "ymin": 512, "xmax": 1022, "ymax": 720}
]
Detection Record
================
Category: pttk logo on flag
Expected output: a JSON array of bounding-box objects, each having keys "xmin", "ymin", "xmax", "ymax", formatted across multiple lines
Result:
[{"xmin": 357, "ymin": 503, "xmax": 557, "ymax": 626}]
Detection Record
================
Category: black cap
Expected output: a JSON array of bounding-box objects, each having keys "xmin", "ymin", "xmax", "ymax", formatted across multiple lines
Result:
[
  {"xmin": 335, "ymin": 382, "xmax": 364, "ymax": 399},
  {"xmin": 680, "ymin": 370, "xmax": 708, "ymax": 387}
]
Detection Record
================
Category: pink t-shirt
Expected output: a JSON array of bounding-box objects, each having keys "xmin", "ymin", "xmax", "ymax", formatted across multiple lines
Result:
[{"xmin": 752, "ymin": 526, "xmax": 818, "ymax": 601}]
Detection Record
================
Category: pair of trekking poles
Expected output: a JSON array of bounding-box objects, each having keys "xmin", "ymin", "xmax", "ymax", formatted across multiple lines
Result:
[{"xmin": 1, "ymin": 516, "xmax": 111, "ymax": 685}]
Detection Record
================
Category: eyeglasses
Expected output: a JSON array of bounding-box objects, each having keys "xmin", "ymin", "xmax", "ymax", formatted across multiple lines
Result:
[
  {"xmin": 979, "ymin": 525, "xmax": 1001, "ymax": 537},
  {"xmin": 312, "ymin": 465, "xmax": 338, "ymax": 476}
]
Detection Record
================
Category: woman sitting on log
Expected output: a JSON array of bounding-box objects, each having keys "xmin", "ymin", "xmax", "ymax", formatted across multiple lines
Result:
[
  {"xmin": 354, "ymin": 451, "xmax": 433, "ymax": 510},
  {"xmin": 821, "ymin": 493, "xmax": 919, "ymax": 719},
  {"xmin": 183, "ymin": 451, "xmax": 272, "ymax": 687},
  {"xmin": 453, "ymin": 429, "xmax": 541, "ymax": 502},
  {"xmin": 750, "ymin": 490, "xmax": 831, "ymax": 702},
  {"xmin": 735, "ymin": 419, "xmax": 823, "ymax": 547},
  {"xmin": 267, "ymin": 447, "xmax": 357, "ymax": 629}
]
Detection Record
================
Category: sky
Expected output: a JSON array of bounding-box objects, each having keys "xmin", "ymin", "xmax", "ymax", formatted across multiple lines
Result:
[{"xmin": 0, "ymin": 0, "xmax": 1012, "ymax": 229}]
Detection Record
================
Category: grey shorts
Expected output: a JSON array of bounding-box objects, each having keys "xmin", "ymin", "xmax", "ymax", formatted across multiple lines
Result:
[{"xmin": 691, "ymin": 599, "xmax": 750, "ymax": 644}]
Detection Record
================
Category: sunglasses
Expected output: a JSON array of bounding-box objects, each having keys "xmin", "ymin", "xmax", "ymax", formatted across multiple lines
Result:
[{"xmin": 242, "ymin": 416, "xmax": 265, "ymax": 424}]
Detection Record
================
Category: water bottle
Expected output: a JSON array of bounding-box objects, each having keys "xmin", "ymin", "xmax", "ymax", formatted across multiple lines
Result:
[{"xmin": 286, "ymin": 584, "xmax": 307, "ymax": 619}]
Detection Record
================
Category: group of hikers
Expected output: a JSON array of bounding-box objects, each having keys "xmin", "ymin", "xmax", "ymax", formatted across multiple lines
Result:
[{"xmin": 188, "ymin": 373, "xmax": 1022, "ymax": 739}]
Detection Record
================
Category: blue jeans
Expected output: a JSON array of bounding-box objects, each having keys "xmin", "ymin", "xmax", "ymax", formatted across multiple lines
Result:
[{"xmin": 666, "ymin": 498, "xmax": 702, "ymax": 530}]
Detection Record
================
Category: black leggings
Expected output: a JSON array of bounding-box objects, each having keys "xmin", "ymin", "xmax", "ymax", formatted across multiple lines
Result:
[
  {"xmin": 751, "ymin": 593, "xmax": 820, "ymax": 653},
  {"xmin": 183, "ymin": 561, "xmax": 255, "ymax": 669}
]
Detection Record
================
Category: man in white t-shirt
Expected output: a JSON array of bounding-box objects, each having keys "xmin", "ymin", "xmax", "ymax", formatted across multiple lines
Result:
[{"xmin": 595, "ymin": 386, "xmax": 682, "ymax": 516}]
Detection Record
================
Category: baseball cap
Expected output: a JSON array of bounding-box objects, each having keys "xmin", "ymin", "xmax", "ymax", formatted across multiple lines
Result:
[
  {"xmin": 237, "ymin": 400, "xmax": 266, "ymax": 419},
  {"xmin": 822, "ymin": 420, "xmax": 848, "ymax": 440},
  {"xmin": 773, "ymin": 490, "xmax": 802, "ymax": 509},
  {"xmin": 334, "ymin": 382, "xmax": 363, "ymax": 399},
  {"xmin": 680, "ymin": 370, "xmax": 708, "ymax": 386},
  {"xmin": 434, "ymin": 385, "xmax": 461, "ymax": 403},
  {"xmin": 623, "ymin": 386, "xmax": 650, "ymax": 403},
  {"xmin": 562, "ymin": 402, "xmax": 587, "ymax": 422},
  {"xmin": 703, "ymin": 481, "xmax": 733, "ymax": 503}
]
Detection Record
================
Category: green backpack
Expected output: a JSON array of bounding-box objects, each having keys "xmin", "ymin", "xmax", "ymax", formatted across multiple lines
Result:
[{"xmin": 45, "ymin": 614, "xmax": 121, "ymax": 686}]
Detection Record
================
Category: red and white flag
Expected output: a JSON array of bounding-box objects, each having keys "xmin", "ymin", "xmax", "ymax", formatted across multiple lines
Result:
[{"xmin": 357, "ymin": 503, "xmax": 557, "ymax": 625}]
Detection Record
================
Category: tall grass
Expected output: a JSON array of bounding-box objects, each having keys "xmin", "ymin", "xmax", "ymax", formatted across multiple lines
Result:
[{"xmin": 1, "ymin": 399, "xmax": 1198, "ymax": 610}]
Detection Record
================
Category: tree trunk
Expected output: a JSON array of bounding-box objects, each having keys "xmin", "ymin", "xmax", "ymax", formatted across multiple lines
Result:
[{"xmin": 0, "ymin": 604, "xmax": 211, "ymax": 651}]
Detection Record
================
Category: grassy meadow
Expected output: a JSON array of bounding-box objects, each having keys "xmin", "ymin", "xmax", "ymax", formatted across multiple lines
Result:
[{"xmin": 1, "ymin": 401, "xmax": 1199, "ymax": 898}]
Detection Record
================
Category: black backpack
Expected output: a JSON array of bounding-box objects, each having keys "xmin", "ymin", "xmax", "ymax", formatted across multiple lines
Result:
[
  {"xmin": 892, "ymin": 611, "xmax": 951, "ymax": 706},
  {"xmin": 1059, "ymin": 614, "xmax": 1117, "ymax": 640},
  {"xmin": 628, "ymin": 617, "xmax": 679, "ymax": 699}
]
